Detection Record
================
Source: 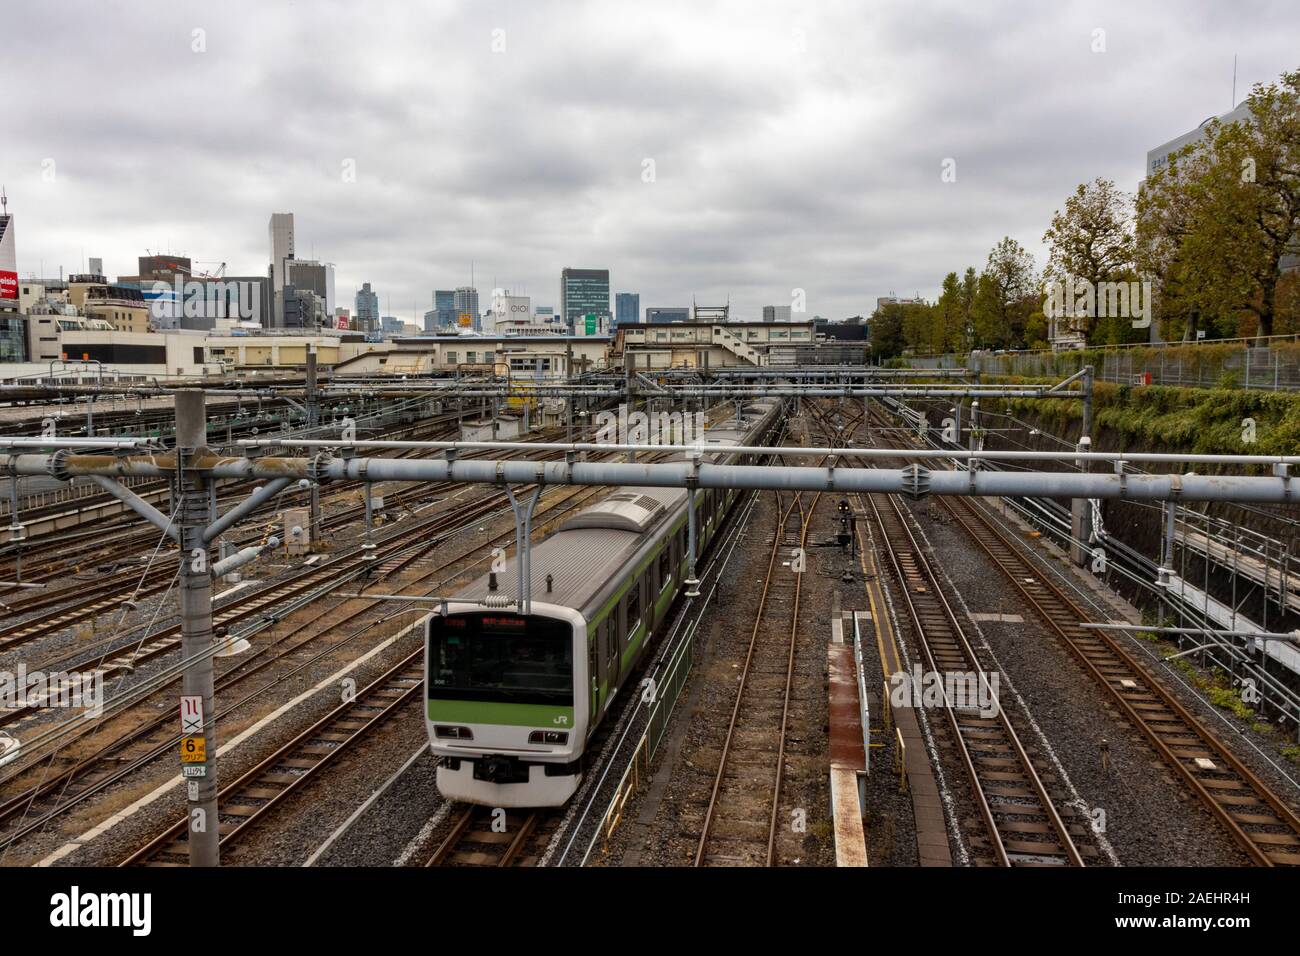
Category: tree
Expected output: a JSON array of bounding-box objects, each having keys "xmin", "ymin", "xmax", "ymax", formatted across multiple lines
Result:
[
  {"xmin": 972, "ymin": 237, "xmax": 1037, "ymax": 349},
  {"xmin": 1181, "ymin": 70, "xmax": 1300, "ymax": 341},
  {"xmin": 868, "ymin": 303, "xmax": 905, "ymax": 359},
  {"xmin": 1043, "ymin": 177, "xmax": 1136, "ymax": 342},
  {"xmin": 1136, "ymin": 147, "xmax": 1203, "ymax": 340}
]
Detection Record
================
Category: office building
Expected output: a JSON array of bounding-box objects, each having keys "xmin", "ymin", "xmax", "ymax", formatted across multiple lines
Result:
[
  {"xmin": 0, "ymin": 314, "xmax": 26, "ymax": 362},
  {"xmin": 615, "ymin": 291, "xmax": 639, "ymax": 328},
  {"xmin": 283, "ymin": 287, "xmax": 327, "ymax": 330},
  {"xmin": 426, "ymin": 289, "xmax": 456, "ymax": 330},
  {"xmin": 268, "ymin": 212, "xmax": 295, "ymax": 325},
  {"xmin": 876, "ymin": 295, "xmax": 925, "ymax": 310},
  {"xmin": 645, "ymin": 306, "xmax": 690, "ymax": 323},
  {"xmin": 68, "ymin": 276, "xmax": 151, "ymax": 333},
  {"xmin": 453, "ymin": 286, "xmax": 479, "ymax": 330},
  {"xmin": 355, "ymin": 282, "xmax": 380, "ymax": 334},
  {"xmin": 0, "ymin": 199, "xmax": 16, "ymax": 303},
  {"xmin": 763, "ymin": 305, "xmax": 793, "ymax": 323},
  {"xmin": 560, "ymin": 267, "xmax": 609, "ymax": 331},
  {"xmin": 1147, "ymin": 101, "xmax": 1253, "ymax": 177},
  {"xmin": 117, "ymin": 256, "xmax": 268, "ymax": 331}
]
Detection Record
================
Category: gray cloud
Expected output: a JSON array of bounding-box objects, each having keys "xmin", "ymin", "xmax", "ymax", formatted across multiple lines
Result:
[{"xmin": 2, "ymin": 0, "xmax": 1296, "ymax": 321}]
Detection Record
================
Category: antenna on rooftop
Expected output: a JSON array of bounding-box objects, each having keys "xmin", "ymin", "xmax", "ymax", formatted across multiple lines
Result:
[{"xmin": 1, "ymin": 185, "xmax": 7, "ymax": 215}]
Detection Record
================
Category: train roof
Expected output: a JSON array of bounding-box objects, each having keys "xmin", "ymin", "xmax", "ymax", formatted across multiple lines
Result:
[
  {"xmin": 449, "ymin": 397, "xmax": 780, "ymax": 615},
  {"xmin": 455, "ymin": 526, "xmax": 645, "ymax": 610}
]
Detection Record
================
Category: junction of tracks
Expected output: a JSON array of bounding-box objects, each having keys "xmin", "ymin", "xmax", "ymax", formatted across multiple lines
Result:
[{"xmin": 1, "ymin": 365, "xmax": 1299, "ymax": 869}]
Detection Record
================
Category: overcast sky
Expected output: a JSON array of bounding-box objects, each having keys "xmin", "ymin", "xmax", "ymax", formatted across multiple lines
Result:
[{"xmin": 3, "ymin": 0, "xmax": 1297, "ymax": 323}]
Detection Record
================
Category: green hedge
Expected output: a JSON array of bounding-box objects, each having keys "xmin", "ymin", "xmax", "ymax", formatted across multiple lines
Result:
[{"xmin": 993, "ymin": 381, "xmax": 1300, "ymax": 457}]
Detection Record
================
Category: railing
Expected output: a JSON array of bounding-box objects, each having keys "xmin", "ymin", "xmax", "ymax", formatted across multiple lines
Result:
[
  {"xmin": 581, "ymin": 576, "xmax": 704, "ymax": 863},
  {"xmin": 851, "ymin": 611, "xmax": 871, "ymax": 774},
  {"xmin": 0, "ymin": 474, "xmax": 158, "ymax": 519},
  {"xmin": 907, "ymin": 338, "xmax": 1300, "ymax": 391}
]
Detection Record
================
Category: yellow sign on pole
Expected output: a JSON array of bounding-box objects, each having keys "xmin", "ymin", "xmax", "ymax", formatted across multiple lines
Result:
[{"xmin": 181, "ymin": 736, "xmax": 206, "ymax": 763}]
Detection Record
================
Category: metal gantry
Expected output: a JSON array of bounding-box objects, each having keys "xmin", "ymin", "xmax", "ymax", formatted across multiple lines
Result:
[{"xmin": 4, "ymin": 369, "xmax": 1297, "ymax": 866}]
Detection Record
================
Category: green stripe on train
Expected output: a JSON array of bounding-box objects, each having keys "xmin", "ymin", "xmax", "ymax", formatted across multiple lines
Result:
[{"xmin": 427, "ymin": 700, "xmax": 575, "ymax": 727}]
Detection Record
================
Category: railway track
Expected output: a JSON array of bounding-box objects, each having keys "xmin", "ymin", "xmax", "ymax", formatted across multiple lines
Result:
[
  {"xmin": 939, "ymin": 493, "xmax": 1300, "ymax": 867},
  {"xmin": 862, "ymin": 398, "xmax": 1300, "ymax": 866},
  {"xmin": 425, "ymin": 806, "xmax": 551, "ymax": 867},
  {"xmin": 694, "ymin": 488, "xmax": 819, "ymax": 866},
  {"xmin": 865, "ymin": 491, "xmax": 1091, "ymax": 866},
  {"xmin": 0, "ymin": 412, "xmax": 468, "ymax": 585},
  {"xmin": 121, "ymin": 649, "xmax": 426, "ymax": 866},
  {"xmin": 0, "ymin": 482, "xmax": 616, "ymax": 852},
  {"xmin": 0, "ymin": 493, "xmax": 509, "ymax": 731}
]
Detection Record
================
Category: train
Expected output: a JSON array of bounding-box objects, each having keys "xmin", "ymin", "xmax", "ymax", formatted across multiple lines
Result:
[{"xmin": 423, "ymin": 398, "xmax": 783, "ymax": 807}]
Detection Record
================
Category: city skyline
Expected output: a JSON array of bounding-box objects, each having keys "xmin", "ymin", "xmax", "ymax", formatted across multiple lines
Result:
[{"xmin": 3, "ymin": 1, "xmax": 1298, "ymax": 324}]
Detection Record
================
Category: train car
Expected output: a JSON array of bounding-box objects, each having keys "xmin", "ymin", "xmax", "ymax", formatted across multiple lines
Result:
[{"xmin": 424, "ymin": 399, "xmax": 783, "ymax": 807}]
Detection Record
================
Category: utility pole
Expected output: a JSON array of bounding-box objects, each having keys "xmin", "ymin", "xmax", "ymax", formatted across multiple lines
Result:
[
  {"xmin": 305, "ymin": 348, "xmax": 321, "ymax": 546},
  {"xmin": 175, "ymin": 390, "xmax": 219, "ymax": 866},
  {"xmin": 7, "ymin": 475, "xmax": 21, "ymax": 583},
  {"xmin": 1071, "ymin": 365, "xmax": 1094, "ymax": 566}
]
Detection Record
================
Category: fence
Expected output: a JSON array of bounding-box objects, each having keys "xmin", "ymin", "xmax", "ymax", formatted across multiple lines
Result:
[{"xmin": 910, "ymin": 338, "xmax": 1300, "ymax": 391}]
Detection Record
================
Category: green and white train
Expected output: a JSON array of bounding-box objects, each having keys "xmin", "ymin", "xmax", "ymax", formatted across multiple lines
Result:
[{"xmin": 423, "ymin": 399, "xmax": 782, "ymax": 807}]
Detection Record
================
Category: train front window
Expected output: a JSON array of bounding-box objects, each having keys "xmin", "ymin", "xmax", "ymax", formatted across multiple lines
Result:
[{"xmin": 428, "ymin": 613, "xmax": 573, "ymax": 705}]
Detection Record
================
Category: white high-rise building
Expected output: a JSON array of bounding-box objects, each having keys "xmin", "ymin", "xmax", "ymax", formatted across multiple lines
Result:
[
  {"xmin": 482, "ymin": 289, "xmax": 533, "ymax": 334},
  {"xmin": 324, "ymin": 262, "xmax": 336, "ymax": 318},
  {"xmin": 1146, "ymin": 101, "xmax": 1253, "ymax": 178},
  {"xmin": 268, "ymin": 212, "xmax": 295, "ymax": 325}
]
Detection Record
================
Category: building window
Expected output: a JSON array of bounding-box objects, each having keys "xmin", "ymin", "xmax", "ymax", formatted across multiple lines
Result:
[{"xmin": 446, "ymin": 351, "xmax": 457, "ymax": 364}]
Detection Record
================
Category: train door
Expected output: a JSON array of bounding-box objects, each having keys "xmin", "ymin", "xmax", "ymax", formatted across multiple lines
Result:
[
  {"xmin": 603, "ymin": 618, "xmax": 619, "ymax": 704},
  {"xmin": 656, "ymin": 545, "xmax": 673, "ymax": 626},
  {"xmin": 588, "ymin": 634, "xmax": 599, "ymax": 723}
]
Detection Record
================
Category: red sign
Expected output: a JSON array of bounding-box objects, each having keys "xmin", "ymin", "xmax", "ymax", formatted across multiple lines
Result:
[{"xmin": 0, "ymin": 270, "xmax": 17, "ymax": 301}]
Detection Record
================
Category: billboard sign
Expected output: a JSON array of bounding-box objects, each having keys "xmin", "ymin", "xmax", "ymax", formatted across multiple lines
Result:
[
  {"xmin": 0, "ymin": 270, "xmax": 16, "ymax": 301},
  {"xmin": 458, "ymin": 313, "xmax": 472, "ymax": 327}
]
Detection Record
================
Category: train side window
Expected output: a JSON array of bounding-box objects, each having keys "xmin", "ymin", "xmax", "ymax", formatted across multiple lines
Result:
[
  {"xmin": 658, "ymin": 546, "xmax": 672, "ymax": 590},
  {"xmin": 626, "ymin": 580, "xmax": 641, "ymax": 634}
]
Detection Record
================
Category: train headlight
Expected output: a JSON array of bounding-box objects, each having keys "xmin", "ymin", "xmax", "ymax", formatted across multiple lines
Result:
[
  {"xmin": 434, "ymin": 725, "xmax": 474, "ymax": 740},
  {"xmin": 528, "ymin": 731, "xmax": 569, "ymax": 744}
]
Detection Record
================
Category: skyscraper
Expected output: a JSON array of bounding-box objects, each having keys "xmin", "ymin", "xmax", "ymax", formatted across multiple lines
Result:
[
  {"xmin": 453, "ymin": 286, "xmax": 479, "ymax": 330},
  {"xmin": 355, "ymin": 282, "xmax": 379, "ymax": 333},
  {"xmin": 0, "ymin": 196, "xmax": 17, "ymax": 303},
  {"xmin": 560, "ymin": 268, "xmax": 609, "ymax": 332},
  {"xmin": 268, "ymin": 212, "xmax": 294, "ymax": 326},
  {"xmin": 615, "ymin": 291, "xmax": 639, "ymax": 328},
  {"xmin": 431, "ymin": 289, "xmax": 456, "ymax": 329}
]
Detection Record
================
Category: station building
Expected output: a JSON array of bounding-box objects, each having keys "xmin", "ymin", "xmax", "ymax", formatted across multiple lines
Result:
[
  {"xmin": 616, "ymin": 320, "xmax": 818, "ymax": 369},
  {"xmin": 332, "ymin": 334, "xmax": 612, "ymax": 379}
]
